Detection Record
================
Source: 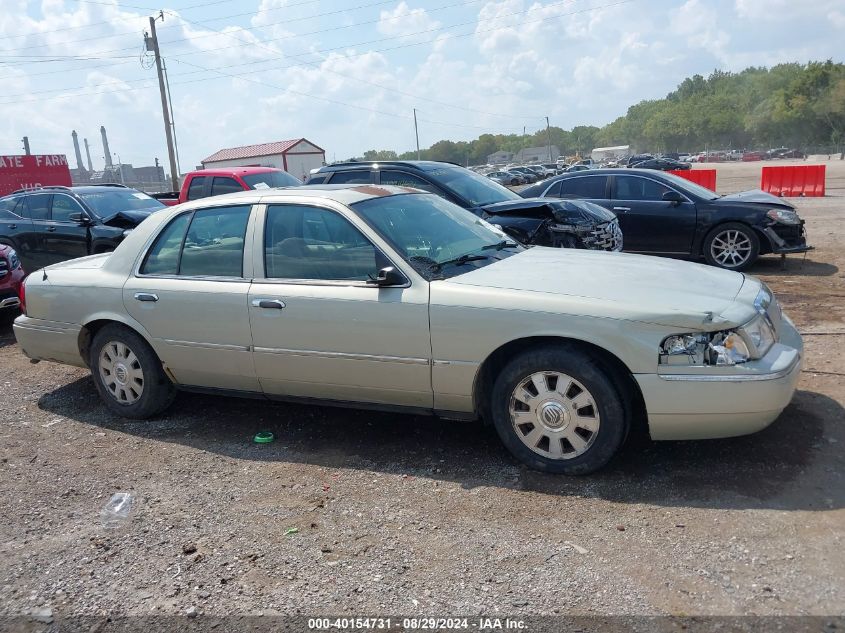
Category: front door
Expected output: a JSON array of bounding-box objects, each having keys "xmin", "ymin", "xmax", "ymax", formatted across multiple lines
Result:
[
  {"xmin": 249, "ymin": 202, "xmax": 432, "ymax": 408},
  {"xmin": 123, "ymin": 204, "xmax": 259, "ymax": 391},
  {"xmin": 610, "ymin": 174, "xmax": 697, "ymax": 254},
  {"xmin": 42, "ymin": 193, "xmax": 90, "ymax": 264}
]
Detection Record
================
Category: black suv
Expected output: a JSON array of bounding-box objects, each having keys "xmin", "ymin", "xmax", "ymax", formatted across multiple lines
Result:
[
  {"xmin": 0, "ymin": 184, "xmax": 165, "ymax": 272},
  {"xmin": 306, "ymin": 161, "xmax": 622, "ymax": 251}
]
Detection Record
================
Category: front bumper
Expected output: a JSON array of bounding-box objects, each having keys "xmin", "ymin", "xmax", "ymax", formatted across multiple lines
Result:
[
  {"xmin": 0, "ymin": 266, "xmax": 25, "ymax": 310},
  {"xmin": 636, "ymin": 313, "xmax": 803, "ymax": 440},
  {"xmin": 764, "ymin": 221, "xmax": 812, "ymax": 254}
]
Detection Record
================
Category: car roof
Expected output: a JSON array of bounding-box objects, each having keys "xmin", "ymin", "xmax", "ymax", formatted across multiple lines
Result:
[
  {"xmin": 314, "ymin": 160, "xmax": 460, "ymax": 173},
  {"xmin": 192, "ymin": 167, "xmax": 282, "ymax": 176},
  {"xmin": 173, "ymin": 183, "xmax": 427, "ymax": 211}
]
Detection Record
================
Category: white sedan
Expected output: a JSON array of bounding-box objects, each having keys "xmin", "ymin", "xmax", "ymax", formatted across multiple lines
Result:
[{"xmin": 13, "ymin": 185, "xmax": 802, "ymax": 474}]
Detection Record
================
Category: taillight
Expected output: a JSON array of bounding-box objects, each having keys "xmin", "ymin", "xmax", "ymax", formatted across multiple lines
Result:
[{"xmin": 19, "ymin": 276, "xmax": 26, "ymax": 315}]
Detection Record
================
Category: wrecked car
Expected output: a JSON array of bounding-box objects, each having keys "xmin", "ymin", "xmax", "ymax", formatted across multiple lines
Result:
[
  {"xmin": 0, "ymin": 184, "xmax": 165, "ymax": 271},
  {"xmin": 305, "ymin": 161, "xmax": 623, "ymax": 252},
  {"xmin": 520, "ymin": 169, "xmax": 812, "ymax": 270}
]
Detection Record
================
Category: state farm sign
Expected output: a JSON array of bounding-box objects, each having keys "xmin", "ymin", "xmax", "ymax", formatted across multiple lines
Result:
[{"xmin": 0, "ymin": 154, "xmax": 72, "ymax": 196}]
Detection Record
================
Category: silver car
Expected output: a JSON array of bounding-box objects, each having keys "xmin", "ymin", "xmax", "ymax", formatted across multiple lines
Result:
[{"xmin": 13, "ymin": 186, "xmax": 802, "ymax": 474}]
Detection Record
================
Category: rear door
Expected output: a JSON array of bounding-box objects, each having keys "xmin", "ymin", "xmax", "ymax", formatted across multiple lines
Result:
[
  {"xmin": 610, "ymin": 174, "xmax": 697, "ymax": 254},
  {"xmin": 123, "ymin": 203, "xmax": 259, "ymax": 391},
  {"xmin": 24, "ymin": 193, "xmax": 56, "ymax": 270},
  {"xmin": 40, "ymin": 193, "xmax": 90, "ymax": 264},
  {"xmin": 184, "ymin": 176, "xmax": 208, "ymax": 202}
]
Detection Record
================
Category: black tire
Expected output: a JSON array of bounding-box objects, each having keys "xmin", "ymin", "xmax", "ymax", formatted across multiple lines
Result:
[
  {"xmin": 702, "ymin": 222, "xmax": 760, "ymax": 271},
  {"xmin": 490, "ymin": 344, "xmax": 628, "ymax": 475},
  {"xmin": 89, "ymin": 324, "xmax": 176, "ymax": 419},
  {"xmin": 511, "ymin": 179, "xmax": 519, "ymax": 186}
]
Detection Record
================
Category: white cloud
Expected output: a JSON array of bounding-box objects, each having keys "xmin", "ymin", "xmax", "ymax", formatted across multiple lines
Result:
[{"xmin": 377, "ymin": 2, "xmax": 441, "ymax": 39}]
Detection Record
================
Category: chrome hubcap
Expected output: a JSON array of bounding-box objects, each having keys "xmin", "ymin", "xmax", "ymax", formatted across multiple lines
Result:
[
  {"xmin": 99, "ymin": 341, "xmax": 144, "ymax": 405},
  {"xmin": 711, "ymin": 229, "xmax": 752, "ymax": 267},
  {"xmin": 509, "ymin": 371, "xmax": 600, "ymax": 460}
]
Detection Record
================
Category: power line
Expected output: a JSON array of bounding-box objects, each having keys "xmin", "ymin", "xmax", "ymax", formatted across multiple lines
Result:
[{"xmin": 0, "ymin": 0, "xmax": 633, "ymax": 113}]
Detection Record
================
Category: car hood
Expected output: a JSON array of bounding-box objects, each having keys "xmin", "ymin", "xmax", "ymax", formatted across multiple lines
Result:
[
  {"xmin": 717, "ymin": 189, "xmax": 795, "ymax": 209},
  {"xmin": 443, "ymin": 247, "xmax": 755, "ymax": 329},
  {"xmin": 481, "ymin": 198, "xmax": 616, "ymax": 223},
  {"xmin": 99, "ymin": 208, "xmax": 160, "ymax": 226}
]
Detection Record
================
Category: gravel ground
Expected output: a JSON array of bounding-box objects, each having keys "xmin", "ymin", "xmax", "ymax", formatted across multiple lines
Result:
[{"xmin": 1, "ymin": 161, "xmax": 844, "ymax": 624}]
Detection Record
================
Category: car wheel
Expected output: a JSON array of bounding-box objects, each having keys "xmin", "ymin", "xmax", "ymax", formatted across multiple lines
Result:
[
  {"xmin": 90, "ymin": 324, "xmax": 176, "ymax": 419},
  {"xmin": 490, "ymin": 345, "xmax": 627, "ymax": 475},
  {"xmin": 511, "ymin": 179, "xmax": 519, "ymax": 186},
  {"xmin": 703, "ymin": 222, "xmax": 759, "ymax": 271}
]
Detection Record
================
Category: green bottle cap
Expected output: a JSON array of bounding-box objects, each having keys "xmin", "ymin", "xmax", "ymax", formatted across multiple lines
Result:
[{"xmin": 253, "ymin": 431, "xmax": 275, "ymax": 444}]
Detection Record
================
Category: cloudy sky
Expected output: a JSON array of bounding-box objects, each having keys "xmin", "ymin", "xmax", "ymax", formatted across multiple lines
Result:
[{"xmin": 1, "ymin": 0, "xmax": 843, "ymax": 171}]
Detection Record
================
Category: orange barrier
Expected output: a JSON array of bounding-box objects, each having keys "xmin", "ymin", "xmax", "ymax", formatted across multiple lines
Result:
[
  {"xmin": 669, "ymin": 169, "xmax": 717, "ymax": 191},
  {"xmin": 760, "ymin": 165, "xmax": 826, "ymax": 197}
]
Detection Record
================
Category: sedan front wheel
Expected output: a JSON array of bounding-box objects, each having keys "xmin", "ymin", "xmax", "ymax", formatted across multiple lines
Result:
[
  {"xmin": 490, "ymin": 345, "xmax": 628, "ymax": 474},
  {"xmin": 703, "ymin": 222, "xmax": 760, "ymax": 271}
]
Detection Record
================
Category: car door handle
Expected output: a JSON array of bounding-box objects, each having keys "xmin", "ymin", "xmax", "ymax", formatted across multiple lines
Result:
[
  {"xmin": 46, "ymin": 226, "xmax": 56, "ymax": 232},
  {"xmin": 252, "ymin": 299, "xmax": 286, "ymax": 309},
  {"xmin": 134, "ymin": 292, "xmax": 159, "ymax": 302},
  {"xmin": 612, "ymin": 206, "xmax": 631, "ymax": 212},
  {"xmin": 8, "ymin": 224, "xmax": 16, "ymax": 230}
]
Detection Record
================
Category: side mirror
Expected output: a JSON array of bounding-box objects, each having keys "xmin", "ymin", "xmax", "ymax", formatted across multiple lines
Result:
[
  {"xmin": 367, "ymin": 266, "xmax": 406, "ymax": 287},
  {"xmin": 68, "ymin": 212, "xmax": 90, "ymax": 225},
  {"xmin": 662, "ymin": 190, "xmax": 683, "ymax": 205}
]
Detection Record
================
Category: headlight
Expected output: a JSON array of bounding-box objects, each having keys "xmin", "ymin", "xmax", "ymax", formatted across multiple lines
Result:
[
  {"xmin": 766, "ymin": 209, "xmax": 800, "ymax": 225},
  {"xmin": 8, "ymin": 249, "xmax": 20, "ymax": 270},
  {"xmin": 660, "ymin": 314, "xmax": 775, "ymax": 367},
  {"xmin": 737, "ymin": 313, "xmax": 775, "ymax": 359}
]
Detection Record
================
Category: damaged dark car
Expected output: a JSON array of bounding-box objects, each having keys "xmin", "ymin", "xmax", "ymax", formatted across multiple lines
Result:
[
  {"xmin": 305, "ymin": 161, "xmax": 623, "ymax": 252},
  {"xmin": 0, "ymin": 184, "xmax": 165, "ymax": 271},
  {"xmin": 520, "ymin": 169, "xmax": 812, "ymax": 270}
]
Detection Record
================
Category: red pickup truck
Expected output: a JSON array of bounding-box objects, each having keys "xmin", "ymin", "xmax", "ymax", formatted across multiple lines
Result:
[{"xmin": 153, "ymin": 167, "xmax": 301, "ymax": 206}]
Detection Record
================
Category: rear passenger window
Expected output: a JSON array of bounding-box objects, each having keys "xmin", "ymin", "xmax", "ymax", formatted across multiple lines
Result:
[
  {"xmin": 26, "ymin": 194, "xmax": 51, "ymax": 220},
  {"xmin": 379, "ymin": 170, "xmax": 438, "ymax": 193},
  {"xmin": 180, "ymin": 206, "xmax": 251, "ymax": 277},
  {"xmin": 327, "ymin": 171, "xmax": 371, "ymax": 184},
  {"xmin": 210, "ymin": 177, "xmax": 242, "ymax": 197},
  {"xmin": 186, "ymin": 176, "xmax": 206, "ymax": 201},
  {"xmin": 140, "ymin": 205, "xmax": 251, "ymax": 277},
  {"xmin": 141, "ymin": 213, "xmax": 191, "ymax": 275},
  {"xmin": 544, "ymin": 180, "xmax": 562, "ymax": 197},
  {"xmin": 559, "ymin": 176, "xmax": 607, "ymax": 199}
]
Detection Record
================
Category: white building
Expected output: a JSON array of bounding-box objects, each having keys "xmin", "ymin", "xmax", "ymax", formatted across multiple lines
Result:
[
  {"xmin": 591, "ymin": 145, "xmax": 630, "ymax": 161},
  {"xmin": 201, "ymin": 138, "xmax": 326, "ymax": 181}
]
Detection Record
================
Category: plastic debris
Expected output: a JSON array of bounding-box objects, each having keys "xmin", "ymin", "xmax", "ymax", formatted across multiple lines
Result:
[
  {"xmin": 253, "ymin": 431, "xmax": 274, "ymax": 444},
  {"xmin": 284, "ymin": 527, "xmax": 299, "ymax": 536},
  {"xmin": 101, "ymin": 492, "xmax": 133, "ymax": 529}
]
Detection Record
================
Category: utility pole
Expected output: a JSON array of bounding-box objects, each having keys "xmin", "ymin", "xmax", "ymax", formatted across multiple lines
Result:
[
  {"xmin": 162, "ymin": 58, "xmax": 181, "ymax": 177},
  {"xmin": 413, "ymin": 108, "xmax": 420, "ymax": 160},
  {"xmin": 22, "ymin": 136, "xmax": 30, "ymax": 155},
  {"xmin": 545, "ymin": 116, "xmax": 552, "ymax": 162},
  {"xmin": 146, "ymin": 12, "xmax": 179, "ymax": 192}
]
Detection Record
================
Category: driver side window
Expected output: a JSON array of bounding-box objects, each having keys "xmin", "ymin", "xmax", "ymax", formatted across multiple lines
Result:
[{"xmin": 264, "ymin": 204, "xmax": 379, "ymax": 281}]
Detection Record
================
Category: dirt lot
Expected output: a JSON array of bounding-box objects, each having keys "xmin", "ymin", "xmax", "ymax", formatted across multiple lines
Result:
[{"xmin": 1, "ymin": 161, "xmax": 844, "ymax": 623}]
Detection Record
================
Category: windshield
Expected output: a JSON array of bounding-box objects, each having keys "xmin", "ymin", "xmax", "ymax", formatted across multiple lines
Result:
[
  {"xmin": 77, "ymin": 189, "xmax": 165, "ymax": 218},
  {"xmin": 424, "ymin": 166, "xmax": 521, "ymax": 206},
  {"xmin": 351, "ymin": 193, "xmax": 522, "ymax": 280},
  {"xmin": 659, "ymin": 172, "xmax": 720, "ymax": 200},
  {"xmin": 242, "ymin": 171, "xmax": 301, "ymax": 189}
]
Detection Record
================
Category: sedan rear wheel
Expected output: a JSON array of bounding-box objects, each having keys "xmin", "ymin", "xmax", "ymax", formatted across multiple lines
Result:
[
  {"xmin": 704, "ymin": 222, "xmax": 759, "ymax": 271},
  {"xmin": 490, "ymin": 345, "xmax": 628, "ymax": 474},
  {"xmin": 90, "ymin": 324, "xmax": 176, "ymax": 419}
]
